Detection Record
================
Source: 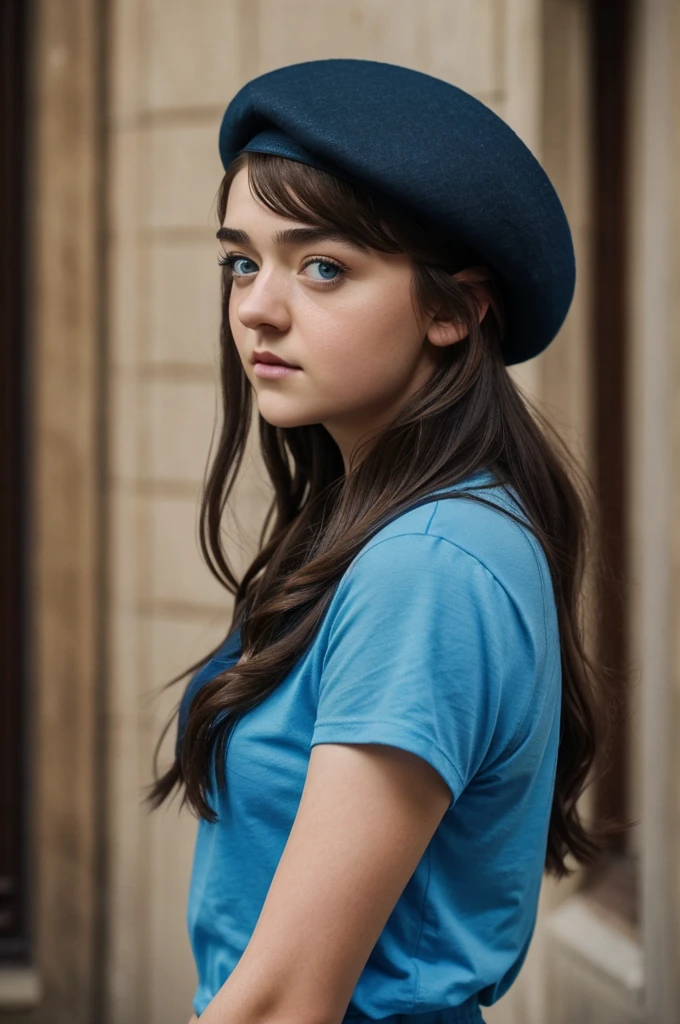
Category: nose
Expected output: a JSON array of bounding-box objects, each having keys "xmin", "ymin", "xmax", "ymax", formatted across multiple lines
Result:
[{"xmin": 234, "ymin": 267, "xmax": 292, "ymax": 333}]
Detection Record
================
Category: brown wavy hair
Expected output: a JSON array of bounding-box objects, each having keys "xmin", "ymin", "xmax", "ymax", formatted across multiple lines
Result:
[{"xmin": 144, "ymin": 149, "xmax": 631, "ymax": 880}]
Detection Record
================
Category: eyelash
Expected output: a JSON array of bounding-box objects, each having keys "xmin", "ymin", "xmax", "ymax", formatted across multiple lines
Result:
[{"xmin": 217, "ymin": 252, "xmax": 348, "ymax": 289}]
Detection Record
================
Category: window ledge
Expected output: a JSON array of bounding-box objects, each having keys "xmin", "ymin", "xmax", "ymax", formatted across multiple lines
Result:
[{"xmin": 0, "ymin": 966, "xmax": 43, "ymax": 1009}]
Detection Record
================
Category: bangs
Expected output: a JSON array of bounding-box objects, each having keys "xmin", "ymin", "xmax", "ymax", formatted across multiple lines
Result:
[{"xmin": 217, "ymin": 150, "xmax": 478, "ymax": 268}]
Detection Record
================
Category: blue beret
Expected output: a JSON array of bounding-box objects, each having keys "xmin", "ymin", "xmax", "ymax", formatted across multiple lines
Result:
[{"xmin": 218, "ymin": 59, "xmax": 575, "ymax": 366}]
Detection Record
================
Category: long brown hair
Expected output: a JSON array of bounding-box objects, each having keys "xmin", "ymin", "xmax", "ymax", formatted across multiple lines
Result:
[{"xmin": 144, "ymin": 150, "xmax": 631, "ymax": 880}]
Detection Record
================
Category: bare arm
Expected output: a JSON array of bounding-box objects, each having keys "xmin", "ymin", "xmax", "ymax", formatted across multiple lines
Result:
[{"xmin": 195, "ymin": 741, "xmax": 452, "ymax": 1024}]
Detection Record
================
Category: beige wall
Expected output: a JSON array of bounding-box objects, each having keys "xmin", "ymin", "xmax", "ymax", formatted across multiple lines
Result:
[{"xmin": 105, "ymin": 3, "xmax": 590, "ymax": 1024}]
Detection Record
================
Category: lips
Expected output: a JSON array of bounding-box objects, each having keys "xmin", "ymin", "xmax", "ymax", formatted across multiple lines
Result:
[{"xmin": 252, "ymin": 351, "xmax": 299, "ymax": 368}]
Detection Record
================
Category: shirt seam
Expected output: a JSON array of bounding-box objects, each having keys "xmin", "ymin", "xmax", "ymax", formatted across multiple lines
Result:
[
  {"xmin": 335, "ymin": 527, "xmax": 555, "ymax": 769},
  {"xmin": 345, "ymin": 528, "xmax": 518, "ymax": 609},
  {"xmin": 432, "ymin": 488, "xmax": 552, "ymax": 660}
]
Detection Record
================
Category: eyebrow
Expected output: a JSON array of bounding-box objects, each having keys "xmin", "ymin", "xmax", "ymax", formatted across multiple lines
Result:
[{"xmin": 215, "ymin": 225, "xmax": 369, "ymax": 253}]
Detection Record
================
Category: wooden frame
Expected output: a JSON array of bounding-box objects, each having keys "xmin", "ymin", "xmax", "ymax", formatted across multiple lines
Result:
[
  {"xmin": 0, "ymin": 0, "xmax": 108, "ymax": 1020},
  {"xmin": 0, "ymin": 0, "xmax": 30, "ymax": 966}
]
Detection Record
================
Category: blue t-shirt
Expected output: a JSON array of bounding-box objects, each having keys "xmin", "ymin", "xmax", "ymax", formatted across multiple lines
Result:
[{"xmin": 179, "ymin": 470, "xmax": 562, "ymax": 1020}]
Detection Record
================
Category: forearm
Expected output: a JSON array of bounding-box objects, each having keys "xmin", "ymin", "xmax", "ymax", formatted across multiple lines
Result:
[{"xmin": 194, "ymin": 955, "xmax": 334, "ymax": 1024}]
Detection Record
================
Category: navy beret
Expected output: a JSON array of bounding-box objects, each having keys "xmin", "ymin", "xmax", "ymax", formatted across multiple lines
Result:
[{"xmin": 218, "ymin": 59, "xmax": 575, "ymax": 366}]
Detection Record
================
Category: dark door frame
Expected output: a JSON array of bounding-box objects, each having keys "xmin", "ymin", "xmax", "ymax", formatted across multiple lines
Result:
[
  {"xmin": 0, "ymin": 0, "xmax": 108, "ymax": 1021},
  {"xmin": 0, "ymin": 0, "xmax": 30, "ymax": 967},
  {"xmin": 589, "ymin": 0, "xmax": 633, "ymax": 849}
]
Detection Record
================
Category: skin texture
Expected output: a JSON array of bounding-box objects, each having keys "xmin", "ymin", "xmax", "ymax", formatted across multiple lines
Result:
[
  {"xmin": 187, "ymin": 173, "xmax": 493, "ymax": 1023},
  {"xmin": 222, "ymin": 165, "xmax": 489, "ymax": 472}
]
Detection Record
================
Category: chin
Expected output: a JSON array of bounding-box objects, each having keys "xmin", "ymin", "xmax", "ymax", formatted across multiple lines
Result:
[{"xmin": 255, "ymin": 403, "xmax": 320, "ymax": 430}]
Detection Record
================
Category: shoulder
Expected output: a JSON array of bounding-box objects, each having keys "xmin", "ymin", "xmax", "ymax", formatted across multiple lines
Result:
[
  {"xmin": 348, "ymin": 476, "xmax": 550, "ymax": 602},
  {"xmin": 326, "ymin": 477, "xmax": 558, "ymax": 676},
  {"xmin": 427, "ymin": 481, "xmax": 551, "ymax": 598}
]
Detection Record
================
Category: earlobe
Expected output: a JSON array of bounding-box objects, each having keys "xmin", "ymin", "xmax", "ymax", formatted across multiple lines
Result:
[
  {"xmin": 426, "ymin": 268, "xmax": 492, "ymax": 348},
  {"xmin": 421, "ymin": 266, "xmax": 491, "ymax": 350},
  {"xmin": 426, "ymin": 318, "xmax": 471, "ymax": 347}
]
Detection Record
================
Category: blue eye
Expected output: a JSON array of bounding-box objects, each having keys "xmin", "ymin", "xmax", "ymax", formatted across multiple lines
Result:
[
  {"xmin": 304, "ymin": 259, "xmax": 342, "ymax": 283},
  {"xmin": 217, "ymin": 253, "xmax": 347, "ymax": 288},
  {"xmin": 217, "ymin": 254, "xmax": 256, "ymax": 275}
]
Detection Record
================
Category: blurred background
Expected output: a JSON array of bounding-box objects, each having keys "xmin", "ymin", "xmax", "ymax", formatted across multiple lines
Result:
[{"xmin": 1, "ymin": 0, "xmax": 678, "ymax": 1022}]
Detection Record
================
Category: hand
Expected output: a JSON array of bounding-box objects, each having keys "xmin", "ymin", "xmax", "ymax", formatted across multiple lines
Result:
[{"xmin": 188, "ymin": 1015, "xmax": 198, "ymax": 1023}]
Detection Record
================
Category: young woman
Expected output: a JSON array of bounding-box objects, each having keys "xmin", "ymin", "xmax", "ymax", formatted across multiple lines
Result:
[{"xmin": 146, "ymin": 59, "xmax": 626, "ymax": 1024}]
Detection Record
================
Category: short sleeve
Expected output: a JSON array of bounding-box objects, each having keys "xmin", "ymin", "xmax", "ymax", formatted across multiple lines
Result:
[{"xmin": 311, "ymin": 533, "xmax": 534, "ymax": 809}]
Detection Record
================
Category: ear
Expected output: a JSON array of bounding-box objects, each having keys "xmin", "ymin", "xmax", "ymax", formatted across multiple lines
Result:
[{"xmin": 425, "ymin": 266, "xmax": 492, "ymax": 349}]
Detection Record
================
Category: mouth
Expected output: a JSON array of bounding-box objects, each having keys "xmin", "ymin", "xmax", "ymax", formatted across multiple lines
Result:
[
  {"xmin": 252, "ymin": 361, "xmax": 301, "ymax": 379},
  {"xmin": 251, "ymin": 351, "xmax": 300, "ymax": 369}
]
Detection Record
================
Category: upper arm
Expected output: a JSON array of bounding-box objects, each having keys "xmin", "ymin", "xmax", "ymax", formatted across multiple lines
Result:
[{"xmin": 230, "ymin": 740, "xmax": 452, "ymax": 1024}]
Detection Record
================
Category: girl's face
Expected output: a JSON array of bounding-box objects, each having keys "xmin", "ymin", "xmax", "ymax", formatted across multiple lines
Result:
[{"xmin": 221, "ymin": 165, "xmax": 475, "ymax": 472}]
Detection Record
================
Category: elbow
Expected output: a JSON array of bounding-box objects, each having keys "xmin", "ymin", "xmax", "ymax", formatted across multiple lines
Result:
[
  {"xmin": 270, "ymin": 1012, "xmax": 342, "ymax": 1024},
  {"xmin": 258, "ymin": 1003, "xmax": 345, "ymax": 1024}
]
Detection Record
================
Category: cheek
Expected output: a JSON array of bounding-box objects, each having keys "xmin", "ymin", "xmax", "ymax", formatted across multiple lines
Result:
[
  {"xmin": 312, "ymin": 287, "xmax": 420, "ymax": 387},
  {"xmin": 228, "ymin": 291, "xmax": 245, "ymax": 339}
]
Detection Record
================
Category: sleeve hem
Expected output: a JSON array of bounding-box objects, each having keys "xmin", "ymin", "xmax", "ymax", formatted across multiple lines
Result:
[{"xmin": 310, "ymin": 718, "xmax": 466, "ymax": 809}]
